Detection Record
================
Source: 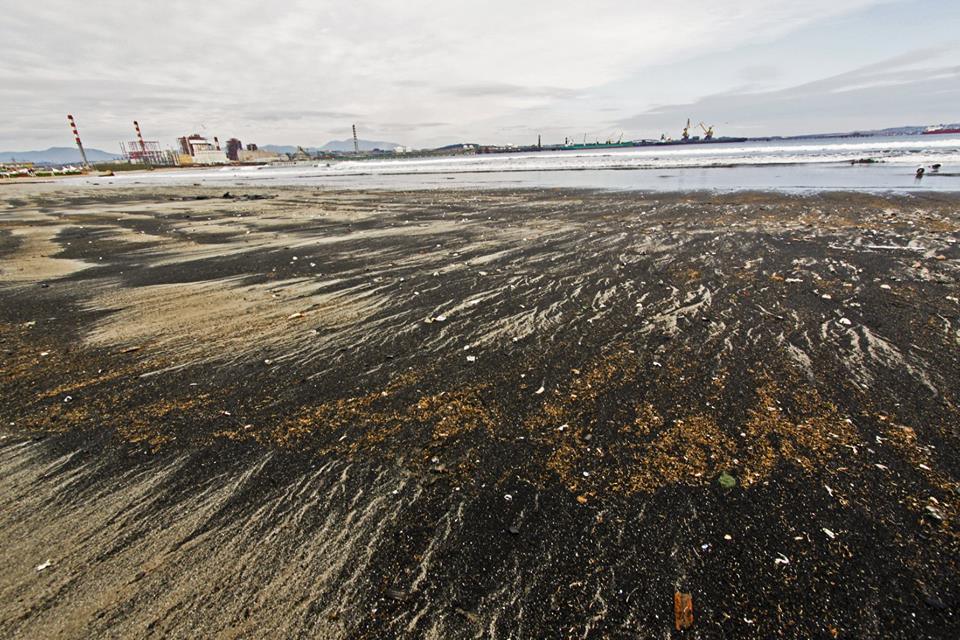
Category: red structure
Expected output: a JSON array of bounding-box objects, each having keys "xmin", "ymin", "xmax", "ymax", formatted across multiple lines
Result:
[
  {"xmin": 134, "ymin": 121, "xmax": 147, "ymax": 153},
  {"xmin": 66, "ymin": 114, "xmax": 89, "ymax": 165},
  {"xmin": 121, "ymin": 120, "xmax": 175, "ymax": 165}
]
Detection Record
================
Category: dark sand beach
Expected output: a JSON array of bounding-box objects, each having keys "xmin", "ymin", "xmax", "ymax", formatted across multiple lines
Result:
[{"xmin": 0, "ymin": 184, "xmax": 957, "ymax": 638}]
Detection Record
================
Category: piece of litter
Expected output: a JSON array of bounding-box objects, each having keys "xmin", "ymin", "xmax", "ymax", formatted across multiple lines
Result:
[
  {"xmin": 35, "ymin": 560, "xmax": 52, "ymax": 572},
  {"xmin": 535, "ymin": 385, "xmax": 545, "ymax": 395},
  {"xmin": 823, "ymin": 528, "xmax": 836, "ymax": 539},
  {"xmin": 504, "ymin": 494, "xmax": 513, "ymax": 502},
  {"xmin": 718, "ymin": 472, "xmax": 737, "ymax": 489},
  {"xmin": 821, "ymin": 293, "xmax": 832, "ymax": 300},
  {"xmin": 839, "ymin": 318, "xmax": 852, "ymax": 326},
  {"xmin": 435, "ymin": 315, "xmax": 447, "ymax": 322},
  {"xmin": 652, "ymin": 361, "xmax": 662, "ymax": 367},
  {"xmin": 557, "ymin": 424, "xmax": 568, "ymax": 431},
  {"xmin": 466, "ymin": 355, "xmax": 476, "ymax": 363},
  {"xmin": 723, "ymin": 534, "xmax": 732, "ymax": 541},
  {"xmin": 774, "ymin": 554, "xmax": 790, "ymax": 565},
  {"xmin": 39, "ymin": 351, "xmax": 50, "ymax": 357},
  {"xmin": 386, "ymin": 587, "xmax": 411, "ymax": 602},
  {"xmin": 674, "ymin": 592, "xmax": 694, "ymax": 630},
  {"xmin": 288, "ymin": 312, "xmax": 304, "ymax": 319}
]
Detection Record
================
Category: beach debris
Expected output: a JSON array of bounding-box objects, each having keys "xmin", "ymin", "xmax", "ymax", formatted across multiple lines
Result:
[
  {"xmin": 435, "ymin": 315, "xmax": 447, "ymax": 322},
  {"xmin": 119, "ymin": 346, "xmax": 141, "ymax": 354},
  {"xmin": 466, "ymin": 355, "xmax": 476, "ymax": 363},
  {"xmin": 924, "ymin": 503, "xmax": 945, "ymax": 521},
  {"xmin": 535, "ymin": 385, "xmax": 545, "ymax": 395},
  {"xmin": 39, "ymin": 351, "xmax": 50, "ymax": 357},
  {"xmin": 287, "ymin": 312, "xmax": 304, "ymax": 319},
  {"xmin": 718, "ymin": 472, "xmax": 737, "ymax": 489},
  {"xmin": 63, "ymin": 395, "xmax": 73, "ymax": 403},
  {"xmin": 504, "ymin": 493, "xmax": 513, "ymax": 502},
  {"xmin": 880, "ymin": 284, "xmax": 891, "ymax": 290},
  {"xmin": 35, "ymin": 560, "xmax": 53, "ymax": 572},
  {"xmin": 263, "ymin": 358, "xmax": 274, "ymax": 365},
  {"xmin": 823, "ymin": 528, "xmax": 836, "ymax": 539},
  {"xmin": 821, "ymin": 293, "xmax": 832, "ymax": 300},
  {"xmin": 774, "ymin": 553, "xmax": 790, "ymax": 565},
  {"xmin": 838, "ymin": 318, "xmax": 852, "ymax": 326},
  {"xmin": 385, "ymin": 587, "xmax": 412, "ymax": 602},
  {"xmin": 674, "ymin": 591, "xmax": 694, "ymax": 630},
  {"xmin": 723, "ymin": 534, "xmax": 732, "ymax": 541}
]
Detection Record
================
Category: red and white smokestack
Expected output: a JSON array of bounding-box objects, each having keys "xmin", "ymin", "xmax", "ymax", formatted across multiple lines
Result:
[
  {"xmin": 134, "ymin": 121, "xmax": 146, "ymax": 152},
  {"xmin": 66, "ymin": 114, "xmax": 89, "ymax": 166}
]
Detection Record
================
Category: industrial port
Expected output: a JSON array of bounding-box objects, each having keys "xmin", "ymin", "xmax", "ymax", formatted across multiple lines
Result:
[{"xmin": 3, "ymin": 114, "xmax": 751, "ymax": 178}]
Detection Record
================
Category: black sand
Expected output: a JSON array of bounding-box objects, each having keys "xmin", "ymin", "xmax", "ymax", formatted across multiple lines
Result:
[{"xmin": 0, "ymin": 185, "xmax": 957, "ymax": 638}]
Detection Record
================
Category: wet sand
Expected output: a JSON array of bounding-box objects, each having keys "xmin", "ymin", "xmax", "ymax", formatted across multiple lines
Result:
[{"xmin": 0, "ymin": 184, "xmax": 957, "ymax": 638}]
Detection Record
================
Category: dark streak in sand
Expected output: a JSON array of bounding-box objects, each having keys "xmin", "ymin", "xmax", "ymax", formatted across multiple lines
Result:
[{"xmin": 0, "ymin": 184, "xmax": 958, "ymax": 638}]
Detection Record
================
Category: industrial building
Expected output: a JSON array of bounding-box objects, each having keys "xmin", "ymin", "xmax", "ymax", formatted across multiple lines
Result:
[
  {"xmin": 120, "ymin": 121, "xmax": 178, "ymax": 166},
  {"xmin": 176, "ymin": 134, "xmax": 228, "ymax": 164},
  {"xmin": 225, "ymin": 138, "xmax": 243, "ymax": 161}
]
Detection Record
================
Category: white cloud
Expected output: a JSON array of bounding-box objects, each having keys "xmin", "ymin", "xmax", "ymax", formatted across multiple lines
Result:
[{"xmin": 0, "ymin": 0, "xmax": 904, "ymax": 149}]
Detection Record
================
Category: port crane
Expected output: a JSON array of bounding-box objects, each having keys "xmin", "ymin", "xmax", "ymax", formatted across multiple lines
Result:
[
  {"xmin": 681, "ymin": 118, "xmax": 691, "ymax": 141},
  {"xmin": 699, "ymin": 122, "xmax": 714, "ymax": 140}
]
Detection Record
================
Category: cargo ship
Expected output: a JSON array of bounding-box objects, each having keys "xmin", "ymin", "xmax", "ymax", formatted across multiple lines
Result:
[{"xmin": 922, "ymin": 125, "xmax": 960, "ymax": 135}]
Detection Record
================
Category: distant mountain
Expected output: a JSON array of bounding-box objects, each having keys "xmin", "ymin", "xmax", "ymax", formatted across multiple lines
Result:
[
  {"xmin": 762, "ymin": 124, "xmax": 960, "ymax": 140},
  {"xmin": 261, "ymin": 139, "xmax": 400, "ymax": 155},
  {"xmin": 0, "ymin": 147, "xmax": 120, "ymax": 164}
]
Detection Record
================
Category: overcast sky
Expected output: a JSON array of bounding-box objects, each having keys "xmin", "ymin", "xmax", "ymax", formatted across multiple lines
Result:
[{"xmin": 2, "ymin": 0, "xmax": 957, "ymax": 151}]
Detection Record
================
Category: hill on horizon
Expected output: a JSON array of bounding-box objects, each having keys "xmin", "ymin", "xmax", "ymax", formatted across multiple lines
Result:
[
  {"xmin": 262, "ymin": 139, "xmax": 401, "ymax": 155},
  {"xmin": 0, "ymin": 147, "xmax": 120, "ymax": 164}
]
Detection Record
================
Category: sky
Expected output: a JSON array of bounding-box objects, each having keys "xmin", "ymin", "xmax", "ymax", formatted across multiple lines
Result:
[{"xmin": 1, "ymin": 0, "xmax": 958, "ymax": 151}]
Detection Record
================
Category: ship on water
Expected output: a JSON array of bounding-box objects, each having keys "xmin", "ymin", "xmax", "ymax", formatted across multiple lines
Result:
[{"xmin": 922, "ymin": 124, "xmax": 960, "ymax": 135}]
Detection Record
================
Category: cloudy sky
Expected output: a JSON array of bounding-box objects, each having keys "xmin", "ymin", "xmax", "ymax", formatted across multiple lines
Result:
[{"xmin": 1, "ymin": 0, "xmax": 957, "ymax": 151}]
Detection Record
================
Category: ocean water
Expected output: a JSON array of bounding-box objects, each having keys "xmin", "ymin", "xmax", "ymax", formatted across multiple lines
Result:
[{"xmin": 75, "ymin": 134, "xmax": 960, "ymax": 192}]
